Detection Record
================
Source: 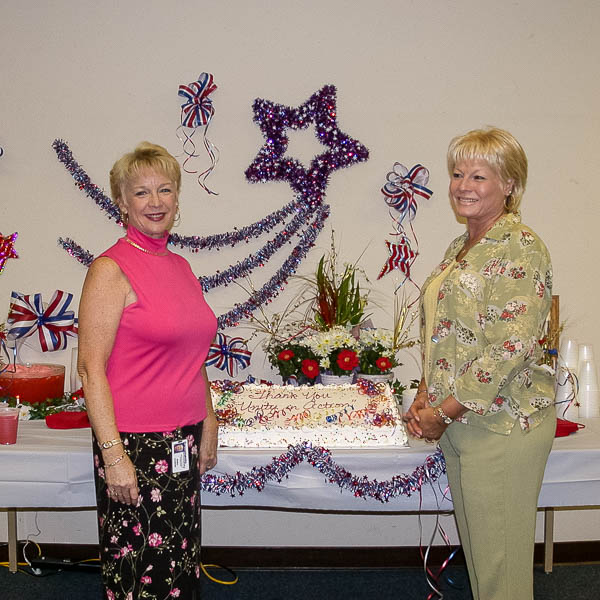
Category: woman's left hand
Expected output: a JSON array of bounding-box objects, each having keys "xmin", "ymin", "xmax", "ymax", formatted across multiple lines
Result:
[
  {"xmin": 416, "ymin": 407, "xmax": 448, "ymax": 442},
  {"xmin": 199, "ymin": 415, "xmax": 218, "ymax": 474}
]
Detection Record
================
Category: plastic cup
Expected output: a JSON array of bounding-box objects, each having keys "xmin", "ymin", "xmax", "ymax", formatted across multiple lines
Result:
[
  {"xmin": 560, "ymin": 339, "xmax": 579, "ymax": 369},
  {"xmin": 579, "ymin": 390, "xmax": 600, "ymax": 418},
  {"xmin": 578, "ymin": 360, "xmax": 599, "ymax": 390},
  {"xmin": 0, "ymin": 406, "xmax": 19, "ymax": 444},
  {"xmin": 579, "ymin": 343, "xmax": 594, "ymax": 362}
]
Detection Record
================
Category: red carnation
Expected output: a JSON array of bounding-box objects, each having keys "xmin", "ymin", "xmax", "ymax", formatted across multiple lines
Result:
[
  {"xmin": 376, "ymin": 356, "xmax": 392, "ymax": 372},
  {"xmin": 301, "ymin": 359, "xmax": 320, "ymax": 379},
  {"xmin": 278, "ymin": 349, "xmax": 295, "ymax": 361},
  {"xmin": 336, "ymin": 349, "xmax": 359, "ymax": 371}
]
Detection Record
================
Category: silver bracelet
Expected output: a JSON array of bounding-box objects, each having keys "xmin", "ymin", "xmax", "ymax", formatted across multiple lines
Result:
[{"xmin": 434, "ymin": 406, "xmax": 453, "ymax": 425}]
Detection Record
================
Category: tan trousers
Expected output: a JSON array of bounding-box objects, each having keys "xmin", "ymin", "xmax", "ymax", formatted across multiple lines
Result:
[{"xmin": 439, "ymin": 413, "xmax": 555, "ymax": 600}]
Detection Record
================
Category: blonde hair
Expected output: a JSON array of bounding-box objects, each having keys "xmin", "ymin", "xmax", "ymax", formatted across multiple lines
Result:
[
  {"xmin": 447, "ymin": 127, "xmax": 527, "ymax": 212},
  {"xmin": 109, "ymin": 142, "xmax": 181, "ymax": 204}
]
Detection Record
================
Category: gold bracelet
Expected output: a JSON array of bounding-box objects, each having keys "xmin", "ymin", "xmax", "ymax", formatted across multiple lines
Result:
[
  {"xmin": 104, "ymin": 452, "xmax": 126, "ymax": 468},
  {"xmin": 100, "ymin": 438, "xmax": 123, "ymax": 450}
]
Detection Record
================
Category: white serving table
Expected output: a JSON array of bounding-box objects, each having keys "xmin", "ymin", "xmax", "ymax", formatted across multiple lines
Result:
[{"xmin": 1, "ymin": 419, "xmax": 599, "ymax": 573}]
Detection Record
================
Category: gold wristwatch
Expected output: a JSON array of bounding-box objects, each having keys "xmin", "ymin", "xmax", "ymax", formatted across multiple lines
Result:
[{"xmin": 100, "ymin": 438, "xmax": 123, "ymax": 450}]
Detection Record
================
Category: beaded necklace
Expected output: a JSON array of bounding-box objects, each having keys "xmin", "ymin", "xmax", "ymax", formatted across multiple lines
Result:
[{"xmin": 125, "ymin": 238, "xmax": 168, "ymax": 256}]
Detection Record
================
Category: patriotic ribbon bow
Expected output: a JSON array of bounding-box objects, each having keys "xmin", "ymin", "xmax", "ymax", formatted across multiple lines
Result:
[
  {"xmin": 381, "ymin": 163, "xmax": 433, "ymax": 225},
  {"xmin": 206, "ymin": 333, "xmax": 252, "ymax": 377},
  {"xmin": 377, "ymin": 238, "xmax": 416, "ymax": 280},
  {"xmin": 7, "ymin": 290, "xmax": 78, "ymax": 352},
  {"xmin": 178, "ymin": 72, "xmax": 217, "ymax": 128}
]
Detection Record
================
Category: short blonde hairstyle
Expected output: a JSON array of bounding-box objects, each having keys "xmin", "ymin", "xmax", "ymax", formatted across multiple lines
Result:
[
  {"xmin": 110, "ymin": 142, "xmax": 181, "ymax": 204},
  {"xmin": 447, "ymin": 127, "xmax": 528, "ymax": 213}
]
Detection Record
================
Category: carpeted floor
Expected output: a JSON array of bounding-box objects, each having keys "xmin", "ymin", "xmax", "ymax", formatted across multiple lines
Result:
[{"xmin": 1, "ymin": 564, "xmax": 600, "ymax": 600}]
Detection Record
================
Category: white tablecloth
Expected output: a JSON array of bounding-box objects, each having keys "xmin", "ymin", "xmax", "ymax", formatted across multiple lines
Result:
[{"xmin": 1, "ymin": 419, "xmax": 599, "ymax": 512}]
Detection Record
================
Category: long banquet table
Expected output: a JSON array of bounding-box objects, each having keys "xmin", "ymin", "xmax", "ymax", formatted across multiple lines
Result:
[{"xmin": 1, "ymin": 418, "xmax": 599, "ymax": 572}]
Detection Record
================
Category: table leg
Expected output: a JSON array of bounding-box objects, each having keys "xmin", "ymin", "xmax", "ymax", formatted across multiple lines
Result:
[
  {"xmin": 7, "ymin": 508, "xmax": 18, "ymax": 573},
  {"xmin": 543, "ymin": 507, "xmax": 554, "ymax": 574}
]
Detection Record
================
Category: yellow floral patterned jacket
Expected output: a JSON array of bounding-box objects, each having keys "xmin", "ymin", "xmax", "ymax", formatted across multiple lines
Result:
[{"xmin": 421, "ymin": 212, "xmax": 555, "ymax": 435}]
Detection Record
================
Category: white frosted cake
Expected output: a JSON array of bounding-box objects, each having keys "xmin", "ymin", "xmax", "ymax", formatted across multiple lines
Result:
[{"xmin": 210, "ymin": 381, "xmax": 408, "ymax": 448}]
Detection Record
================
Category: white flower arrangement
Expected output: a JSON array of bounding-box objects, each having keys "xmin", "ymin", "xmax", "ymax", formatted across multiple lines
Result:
[{"xmin": 298, "ymin": 325, "xmax": 359, "ymax": 359}]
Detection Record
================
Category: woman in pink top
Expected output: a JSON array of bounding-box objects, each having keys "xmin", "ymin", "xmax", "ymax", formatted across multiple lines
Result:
[{"xmin": 78, "ymin": 142, "xmax": 218, "ymax": 600}]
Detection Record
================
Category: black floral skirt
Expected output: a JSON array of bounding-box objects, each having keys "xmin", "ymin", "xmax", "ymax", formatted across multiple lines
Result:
[{"xmin": 92, "ymin": 422, "xmax": 203, "ymax": 600}]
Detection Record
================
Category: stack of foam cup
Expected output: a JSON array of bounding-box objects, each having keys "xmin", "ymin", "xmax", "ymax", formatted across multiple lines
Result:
[
  {"xmin": 556, "ymin": 339, "xmax": 579, "ymax": 420},
  {"xmin": 578, "ymin": 344, "xmax": 600, "ymax": 418}
]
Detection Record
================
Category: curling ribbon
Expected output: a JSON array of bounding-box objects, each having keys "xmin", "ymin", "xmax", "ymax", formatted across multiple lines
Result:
[
  {"xmin": 177, "ymin": 72, "xmax": 219, "ymax": 195},
  {"xmin": 7, "ymin": 290, "xmax": 78, "ymax": 352},
  {"xmin": 206, "ymin": 333, "xmax": 251, "ymax": 376},
  {"xmin": 382, "ymin": 163, "xmax": 433, "ymax": 225}
]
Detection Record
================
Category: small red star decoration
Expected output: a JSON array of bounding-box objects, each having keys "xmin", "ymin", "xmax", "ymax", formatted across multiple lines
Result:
[{"xmin": 0, "ymin": 232, "xmax": 18, "ymax": 274}]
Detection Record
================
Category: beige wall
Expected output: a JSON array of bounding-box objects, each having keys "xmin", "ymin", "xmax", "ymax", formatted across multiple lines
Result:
[{"xmin": 1, "ymin": 0, "xmax": 599, "ymax": 546}]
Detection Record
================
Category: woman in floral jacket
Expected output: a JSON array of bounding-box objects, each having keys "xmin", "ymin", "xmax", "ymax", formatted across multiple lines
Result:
[{"xmin": 404, "ymin": 127, "xmax": 555, "ymax": 600}]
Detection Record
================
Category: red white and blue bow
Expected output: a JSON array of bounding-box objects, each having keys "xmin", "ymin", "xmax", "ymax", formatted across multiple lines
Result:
[
  {"xmin": 177, "ymin": 72, "xmax": 220, "ymax": 195},
  {"xmin": 7, "ymin": 290, "xmax": 78, "ymax": 352},
  {"xmin": 377, "ymin": 238, "xmax": 417, "ymax": 281},
  {"xmin": 382, "ymin": 163, "xmax": 432, "ymax": 226},
  {"xmin": 178, "ymin": 72, "xmax": 217, "ymax": 128},
  {"xmin": 206, "ymin": 333, "xmax": 251, "ymax": 377}
]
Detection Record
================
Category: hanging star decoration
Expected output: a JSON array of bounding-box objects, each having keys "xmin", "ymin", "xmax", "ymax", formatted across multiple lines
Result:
[
  {"xmin": 52, "ymin": 84, "xmax": 368, "ymax": 329},
  {"xmin": 176, "ymin": 72, "xmax": 220, "ymax": 195},
  {"xmin": 0, "ymin": 232, "xmax": 18, "ymax": 275},
  {"xmin": 377, "ymin": 163, "xmax": 432, "ymax": 290}
]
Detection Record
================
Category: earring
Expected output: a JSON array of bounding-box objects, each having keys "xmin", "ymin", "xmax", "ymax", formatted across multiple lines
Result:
[
  {"xmin": 504, "ymin": 193, "xmax": 513, "ymax": 211},
  {"xmin": 119, "ymin": 207, "xmax": 128, "ymax": 225},
  {"xmin": 173, "ymin": 205, "xmax": 181, "ymax": 227}
]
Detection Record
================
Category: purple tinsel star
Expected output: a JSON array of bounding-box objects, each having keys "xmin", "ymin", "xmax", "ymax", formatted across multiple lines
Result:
[{"xmin": 245, "ymin": 85, "xmax": 369, "ymax": 198}]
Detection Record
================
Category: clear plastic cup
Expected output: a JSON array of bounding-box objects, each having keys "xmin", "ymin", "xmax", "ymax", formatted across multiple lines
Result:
[{"xmin": 0, "ymin": 405, "xmax": 19, "ymax": 445}]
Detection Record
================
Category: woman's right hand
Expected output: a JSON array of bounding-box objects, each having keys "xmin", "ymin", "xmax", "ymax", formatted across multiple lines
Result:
[
  {"xmin": 403, "ymin": 390, "xmax": 429, "ymax": 439},
  {"xmin": 105, "ymin": 454, "xmax": 139, "ymax": 506}
]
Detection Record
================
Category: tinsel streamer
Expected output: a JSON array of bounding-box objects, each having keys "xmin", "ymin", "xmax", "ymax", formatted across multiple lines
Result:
[
  {"xmin": 53, "ymin": 138, "xmax": 306, "ymax": 251},
  {"xmin": 201, "ymin": 443, "xmax": 445, "ymax": 502},
  {"xmin": 52, "ymin": 140, "xmax": 123, "ymax": 224},
  {"xmin": 216, "ymin": 204, "xmax": 329, "ymax": 328},
  {"xmin": 57, "ymin": 204, "xmax": 329, "ymax": 328},
  {"xmin": 201, "ymin": 202, "xmax": 311, "ymax": 291},
  {"xmin": 57, "ymin": 237, "xmax": 95, "ymax": 267}
]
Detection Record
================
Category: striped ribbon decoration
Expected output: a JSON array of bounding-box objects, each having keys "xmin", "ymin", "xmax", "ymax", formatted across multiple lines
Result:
[
  {"xmin": 382, "ymin": 163, "xmax": 433, "ymax": 225},
  {"xmin": 7, "ymin": 290, "xmax": 78, "ymax": 352},
  {"xmin": 206, "ymin": 333, "xmax": 252, "ymax": 377},
  {"xmin": 178, "ymin": 72, "xmax": 217, "ymax": 128}
]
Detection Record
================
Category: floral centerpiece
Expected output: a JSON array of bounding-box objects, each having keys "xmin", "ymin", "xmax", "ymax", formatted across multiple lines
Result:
[
  {"xmin": 247, "ymin": 234, "xmax": 417, "ymax": 386},
  {"xmin": 357, "ymin": 328, "xmax": 398, "ymax": 375}
]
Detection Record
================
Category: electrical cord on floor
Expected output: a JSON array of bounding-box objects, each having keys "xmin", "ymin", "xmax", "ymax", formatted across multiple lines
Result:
[{"xmin": 200, "ymin": 562, "xmax": 238, "ymax": 585}]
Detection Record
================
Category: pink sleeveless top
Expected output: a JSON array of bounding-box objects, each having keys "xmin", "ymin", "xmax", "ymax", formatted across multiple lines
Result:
[{"xmin": 100, "ymin": 226, "xmax": 217, "ymax": 432}]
